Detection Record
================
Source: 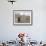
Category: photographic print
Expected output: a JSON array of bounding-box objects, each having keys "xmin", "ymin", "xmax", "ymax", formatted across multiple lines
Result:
[{"xmin": 13, "ymin": 10, "xmax": 32, "ymax": 25}]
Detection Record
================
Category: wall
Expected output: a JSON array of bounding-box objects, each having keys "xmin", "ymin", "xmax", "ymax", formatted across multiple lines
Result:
[{"xmin": 0, "ymin": 0, "xmax": 46, "ymax": 42}]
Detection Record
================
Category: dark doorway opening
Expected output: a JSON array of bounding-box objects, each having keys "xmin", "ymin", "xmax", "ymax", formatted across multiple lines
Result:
[{"xmin": 18, "ymin": 17, "xmax": 20, "ymax": 23}]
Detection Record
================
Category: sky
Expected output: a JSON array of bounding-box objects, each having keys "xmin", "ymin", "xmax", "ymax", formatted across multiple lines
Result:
[{"xmin": 0, "ymin": 0, "xmax": 46, "ymax": 42}]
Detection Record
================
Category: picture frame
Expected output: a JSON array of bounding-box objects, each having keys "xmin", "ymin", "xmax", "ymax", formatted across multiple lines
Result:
[{"xmin": 13, "ymin": 10, "xmax": 33, "ymax": 26}]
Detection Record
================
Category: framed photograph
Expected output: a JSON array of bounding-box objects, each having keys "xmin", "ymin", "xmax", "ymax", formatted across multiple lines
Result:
[{"xmin": 13, "ymin": 10, "xmax": 33, "ymax": 25}]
